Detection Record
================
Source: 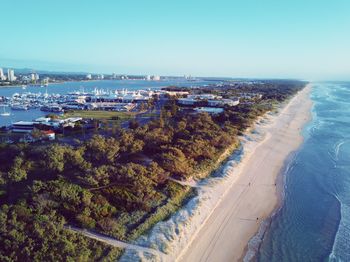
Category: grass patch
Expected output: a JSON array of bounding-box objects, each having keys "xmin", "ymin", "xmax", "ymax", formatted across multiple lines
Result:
[{"xmin": 63, "ymin": 110, "xmax": 138, "ymax": 120}]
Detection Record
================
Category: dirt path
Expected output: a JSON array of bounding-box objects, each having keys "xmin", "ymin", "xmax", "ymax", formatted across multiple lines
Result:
[{"xmin": 65, "ymin": 225, "xmax": 167, "ymax": 259}]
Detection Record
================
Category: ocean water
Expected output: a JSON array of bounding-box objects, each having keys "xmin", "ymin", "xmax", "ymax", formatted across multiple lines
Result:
[
  {"xmin": 257, "ymin": 82, "xmax": 350, "ymax": 261},
  {"xmin": 0, "ymin": 79, "xmax": 214, "ymax": 126}
]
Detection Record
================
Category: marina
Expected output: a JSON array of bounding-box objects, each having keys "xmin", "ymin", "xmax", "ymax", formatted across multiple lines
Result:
[{"xmin": 0, "ymin": 79, "xmax": 215, "ymax": 127}]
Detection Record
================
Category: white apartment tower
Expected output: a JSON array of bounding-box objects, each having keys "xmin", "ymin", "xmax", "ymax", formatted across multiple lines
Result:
[
  {"xmin": 151, "ymin": 75, "xmax": 160, "ymax": 81},
  {"xmin": 0, "ymin": 68, "xmax": 4, "ymax": 80},
  {"xmin": 7, "ymin": 69, "xmax": 15, "ymax": 82},
  {"xmin": 30, "ymin": 73, "xmax": 39, "ymax": 81}
]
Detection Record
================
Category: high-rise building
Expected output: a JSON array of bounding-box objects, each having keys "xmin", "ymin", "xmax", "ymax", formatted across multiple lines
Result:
[
  {"xmin": 86, "ymin": 74, "xmax": 92, "ymax": 80},
  {"xmin": 30, "ymin": 73, "xmax": 39, "ymax": 81},
  {"xmin": 151, "ymin": 75, "xmax": 161, "ymax": 81},
  {"xmin": 0, "ymin": 68, "xmax": 6, "ymax": 81},
  {"xmin": 7, "ymin": 69, "xmax": 16, "ymax": 82}
]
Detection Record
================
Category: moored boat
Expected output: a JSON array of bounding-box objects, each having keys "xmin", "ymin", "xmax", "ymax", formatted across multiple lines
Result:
[
  {"xmin": 0, "ymin": 105, "xmax": 10, "ymax": 116},
  {"xmin": 11, "ymin": 104, "xmax": 29, "ymax": 110}
]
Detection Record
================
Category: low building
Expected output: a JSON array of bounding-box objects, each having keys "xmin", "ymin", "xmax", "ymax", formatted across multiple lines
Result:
[
  {"xmin": 86, "ymin": 102, "xmax": 135, "ymax": 111},
  {"xmin": 238, "ymin": 93, "xmax": 262, "ymax": 99},
  {"xmin": 194, "ymin": 107, "xmax": 224, "ymax": 114},
  {"xmin": 207, "ymin": 100, "xmax": 221, "ymax": 107},
  {"xmin": 222, "ymin": 98, "xmax": 240, "ymax": 106},
  {"xmin": 163, "ymin": 91, "xmax": 190, "ymax": 96},
  {"xmin": 208, "ymin": 98, "xmax": 239, "ymax": 107},
  {"xmin": 34, "ymin": 117, "xmax": 51, "ymax": 123},
  {"xmin": 34, "ymin": 117, "xmax": 62, "ymax": 129},
  {"xmin": 32, "ymin": 117, "xmax": 83, "ymax": 129},
  {"xmin": 61, "ymin": 117, "xmax": 83, "ymax": 128},
  {"xmin": 12, "ymin": 121, "xmax": 35, "ymax": 133},
  {"xmin": 178, "ymin": 96, "xmax": 239, "ymax": 108},
  {"xmin": 19, "ymin": 130, "xmax": 56, "ymax": 143},
  {"xmin": 187, "ymin": 94, "xmax": 221, "ymax": 100},
  {"xmin": 41, "ymin": 130, "xmax": 55, "ymax": 140},
  {"xmin": 177, "ymin": 98, "xmax": 197, "ymax": 106}
]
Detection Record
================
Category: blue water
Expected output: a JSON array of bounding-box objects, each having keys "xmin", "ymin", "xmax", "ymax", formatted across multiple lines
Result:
[
  {"xmin": 0, "ymin": 79, "xmax": 214, "ymax": 126},
  {"xmin": 257, "ymin": 82, "xmax": 350, "ymax": 262}
]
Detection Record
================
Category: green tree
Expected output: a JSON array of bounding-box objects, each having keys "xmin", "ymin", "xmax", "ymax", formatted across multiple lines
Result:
[
  {"xmin": 158, "ymin": 147, "xmax": 193, "ymax": 178},
  {"xmin": 7, "ymin": 156, "xmax": 28, "ymax": 182},
  {"xmin": 84, "ymin": 135, "xmax": 120, "ymax": 165}
]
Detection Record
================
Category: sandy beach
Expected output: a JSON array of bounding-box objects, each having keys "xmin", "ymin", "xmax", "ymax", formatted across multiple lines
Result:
[{"xmin": 178, "ymin": 84, "xmax": 313, "ymax": 262}]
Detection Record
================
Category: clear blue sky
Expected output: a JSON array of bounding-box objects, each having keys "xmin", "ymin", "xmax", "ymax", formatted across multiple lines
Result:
[{"xmin": 0, "ymin": 0, "xmax": 349, "ymax": 79}]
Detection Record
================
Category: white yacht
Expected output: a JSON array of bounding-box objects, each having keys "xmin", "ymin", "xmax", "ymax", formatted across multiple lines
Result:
[
  {"xmin": 0, "ymin": 105, "xmax": 10, "ymax": 116},
  {"xmin": 11, "ymin": 104, "xmax": 29, "ymax": 111}
]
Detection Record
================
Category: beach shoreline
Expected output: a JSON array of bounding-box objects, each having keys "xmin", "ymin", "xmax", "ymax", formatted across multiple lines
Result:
[
  {"xmin": 178, "ymin": 84, "xmax": 313, "ymax": 262},
  {"xmin": 243, "ymin": 86, "xmax": 314, "ymax": 261},
  {"xmin": 241, "ymin": 150, "xmax": 301, "ymax": 262},
  {"xmin": 119, "ymin": 84, "xmax": 313, "ymax": 262}
]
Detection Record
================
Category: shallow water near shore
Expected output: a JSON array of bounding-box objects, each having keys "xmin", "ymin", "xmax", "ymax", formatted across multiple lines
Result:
[{"xmin": 256, "ymin": 82, "xmax": 350, "ymax": 261}]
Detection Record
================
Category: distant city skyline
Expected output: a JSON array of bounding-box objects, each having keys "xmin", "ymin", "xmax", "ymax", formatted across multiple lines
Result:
[{"xmin": 1, "ymin": 0, "xmax": 350, "ymax": 80}]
